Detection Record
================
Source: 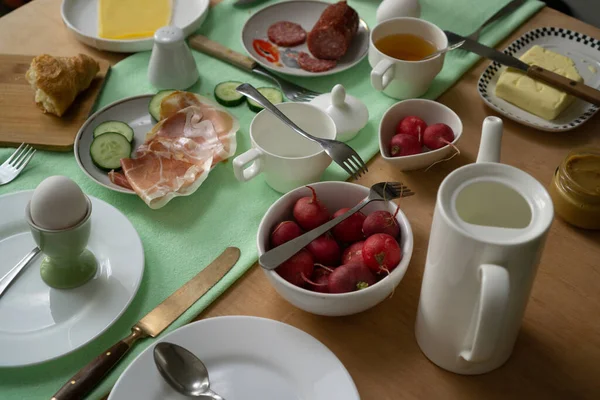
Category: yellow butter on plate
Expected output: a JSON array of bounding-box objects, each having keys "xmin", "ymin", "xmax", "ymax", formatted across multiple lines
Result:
[
  {"xmin": 98, "ymin": 0, "xmax": 172, "ymax": 40},
  {"xmin": 495, "ymin": 45, "xmax": 583, "ymax": 120}
]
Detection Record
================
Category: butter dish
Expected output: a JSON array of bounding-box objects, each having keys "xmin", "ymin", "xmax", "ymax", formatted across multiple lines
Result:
[{"xmin": 478, "ymin": 27, "xmax": 600, "ymax": 132}]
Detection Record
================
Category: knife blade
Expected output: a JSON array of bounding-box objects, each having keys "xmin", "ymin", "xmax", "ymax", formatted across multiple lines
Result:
[
  {"xmin": 52, "ymin": 247, "xmax": 241, "ymax": 400},
  {"xmin": 445, "ymin": 31, "xmax": 600, "ymax": 106}
]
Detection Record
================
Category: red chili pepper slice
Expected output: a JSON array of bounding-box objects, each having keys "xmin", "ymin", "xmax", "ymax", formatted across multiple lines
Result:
[{"xmin": 253, "ymin": 39, "xmax": 280, "ymax": 63}]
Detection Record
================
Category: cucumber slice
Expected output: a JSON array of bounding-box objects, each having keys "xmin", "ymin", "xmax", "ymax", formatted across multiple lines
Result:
[
  {"xmin": 214, "ymin": 81, "xmax": 244, "ymax": 107},
  {"xmin": 248, "ymin": 87, "xmax": 283, "ymax": 113},
  {"xmin": 90, "ymin": 132, "xmax": 132, "ymax": 171},
  {"xmin": 149, "ymin": 90, "xmax": 175, "ymax": 121},
  {"xmin": 93, "ymin": 121, "xmax": 134, "ymax": 142}
]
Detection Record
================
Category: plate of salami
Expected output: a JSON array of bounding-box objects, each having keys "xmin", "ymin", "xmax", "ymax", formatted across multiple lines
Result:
[
  {"xmin": 74, "ymin": 91, "xmax": 239, "ymax": 209},
  {"xmin": 242, "ymin": 0, "xmax": 369, "ymax": 77}
]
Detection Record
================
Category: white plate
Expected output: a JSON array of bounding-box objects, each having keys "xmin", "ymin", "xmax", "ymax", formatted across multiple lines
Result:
[
  {"xmin": 61, "ymin": 0, "xmax": 210, "ymax": 53},
  {"xmin": 478, "ymin": 27, "xmax": 600, "ymax": 132},
  {"xmin": 74, "ymin": 95, "xmax": 154, "ymax": 194},
  {"xmin": 109, "ymin": 316, "xmax": 360, "ymax": 400},
  {"xmin": 241, "ymin": 0, "xmax": 369, "ymax": 77},
  {"xmin": 0, "ymin": 191, "xmax": 144, "ymax": 367}
]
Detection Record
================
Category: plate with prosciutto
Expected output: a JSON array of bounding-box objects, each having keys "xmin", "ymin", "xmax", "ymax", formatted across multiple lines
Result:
[
  {"xmin": 74, "ymin": 91, "xmax": 239, "ymax": 209},
  {"xmin": 242, "ymin": 0, "xmax": 369, "ymax": 77}
]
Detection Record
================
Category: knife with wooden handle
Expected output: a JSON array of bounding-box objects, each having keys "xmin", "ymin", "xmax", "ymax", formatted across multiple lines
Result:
[
  {"xmin": 188, "ymin": 34, "xmax": 256, "ymax": 72},
  {"xmin": 445, "ymin": 30, "xmax": 600, "ymax": 106},
  {"xmin": 51, "ymin": 247, "xmax": 241, "ymax": 400}
]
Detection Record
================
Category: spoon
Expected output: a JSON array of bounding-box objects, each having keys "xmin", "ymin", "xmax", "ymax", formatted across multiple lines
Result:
[
  {"xmin": 0, "ymin": 247, "xmax": 41, "ymax": 299},
  {"xmin": 154, "ymin": 342, "xmax": 225, "ymax": 400}
]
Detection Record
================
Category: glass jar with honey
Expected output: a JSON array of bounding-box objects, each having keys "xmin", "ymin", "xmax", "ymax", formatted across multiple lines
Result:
[{"xmin": 549, "ymin": 147, "xmax": 600, "ymax": 229}]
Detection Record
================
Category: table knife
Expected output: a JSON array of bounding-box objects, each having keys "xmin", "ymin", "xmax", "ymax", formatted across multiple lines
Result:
[
  {"xmin": 445, "ymin": 30, "xmax": 600, "ymax": 106},
  {"xmin": 52, "ymin": 247, "xmax": 241, "ymax": 400}
]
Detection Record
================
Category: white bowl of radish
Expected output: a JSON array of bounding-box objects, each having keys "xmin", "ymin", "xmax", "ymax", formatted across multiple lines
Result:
[
  {"xmin": 257, "ymin": 182, "xmax": 413, "ymax": 316},
  {"xmin": 379, "ymin": 99, "xmax": 463, "ymax": 171}
]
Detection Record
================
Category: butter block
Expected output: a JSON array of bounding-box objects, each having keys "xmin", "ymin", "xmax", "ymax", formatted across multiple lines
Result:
[
  {"xmin": 495, "ymin": 45, "xmax": 583, "ymax": 120},
  {"xmin": 99, "ymin": 0, "xmax": 172, "ymax": 40}
]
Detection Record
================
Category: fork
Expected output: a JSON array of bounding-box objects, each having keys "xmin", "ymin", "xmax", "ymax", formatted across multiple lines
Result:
[
  {"xmin": 0, "ymin": 143, "xmax": 36, "ymax": 185},
  {"xmin": 188, "ymin": 35, "xmax": 320, "ymax": 102},
  {"xmin": 259, "ymin": 182, "xmax": 415, "ymax": 270},
  {"xmin": 236, "ymin": 83, "xmax": 368, "ymax": 179}
]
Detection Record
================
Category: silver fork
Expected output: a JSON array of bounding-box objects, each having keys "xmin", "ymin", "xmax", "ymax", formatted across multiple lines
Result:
[
  {"xmin": 236, "ymin": 83, "xmax": 368, "ymax": 179},
  {"xmin": 0, "ymin": 143, "xmax": 36, "ymax": 185},
  {"xmin": 252, "ymin": 65, "xmax": 320, "ymax": 102},
  {"xmin": 259, "ymin": 182, "xmax": 415, "ymax": 270}
]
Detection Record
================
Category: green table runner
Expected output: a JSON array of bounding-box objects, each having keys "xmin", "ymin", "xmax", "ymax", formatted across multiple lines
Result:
[{"xmin": 0, "ymin": 0, "xmax": 543, "ymax": 398}]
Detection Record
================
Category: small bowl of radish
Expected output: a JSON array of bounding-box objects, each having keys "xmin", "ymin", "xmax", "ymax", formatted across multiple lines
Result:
[
  {"xmin": 257, "ymin": 182, "xmax": 414, "ymax": 316},
  {"xmin": 379, "ymin": 99, "xmax": 463, "ymax": 171}
]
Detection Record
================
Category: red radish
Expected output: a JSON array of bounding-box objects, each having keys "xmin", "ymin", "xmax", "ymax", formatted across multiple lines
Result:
[
  {"xmin": 396, "ymin": 116, "xmax": 427, "ymax": 143},
  {"xmin": 341, "ymin": 241, "xmax": 365, "ymax": 265},
  {"xmin": 271, "ymin": 221, "xmax": 303, "ymax": 248},
  {"xmin": 328, "ymin": 263, "xmax": 377, "ymax": 293},
  {"xmin": 362, "ymin": 233, "xmax": 402, "ymax": 274},
  {"xmin": 362, "ymin": 209, "xmax": 400, "ymax": 238},
  {"xmin": 276, "ymin": 249, "xmax": 314, "ymax": 287},
  {"xmin": 389, "ymin": 134, "xmax": 421, "ymax": 157},
  {"xmin": 423, "ymin": 123, "xmax": 454, "ymax": 150},
  {"xmin": 293, "ymin": 186, "xmax": 329, "ymax": 230},
  {"xmin": 306, "ymin": 233, "xmax": 341, "ymax": 266},
  {"xmin": 331, "ymin": 208, "xmax": 366, "ymax": 243},
  {"xmin": 308, "ymin": 267, "xmax": 331, "ymax": 293}
]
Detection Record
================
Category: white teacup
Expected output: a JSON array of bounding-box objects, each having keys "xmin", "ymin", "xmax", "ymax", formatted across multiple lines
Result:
[
  {"xmin": 369, "ymin": 17, "xmax": 448, "ymax": 99},
  {"xmin": 233, "ymin": 103, "xmax": 336, "ymax": 193}
]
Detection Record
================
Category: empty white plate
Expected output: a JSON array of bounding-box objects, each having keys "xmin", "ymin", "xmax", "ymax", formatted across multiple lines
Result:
[
  {"xmin": 242, "ymin": 0, "xmax": 369, "ymax": 77},
  {"xmin": 61, "ymin": 0, "xmax": 210, "ymax": 53},
  {"xmin": 0, "ymin": 191, "xmax": 144, "ymax": 367},
  {"xmin": 478, "ymin": 27, "xmax": 600, "ymax": 132},
  {"xmin": 109, "ymin": 316, "xmax": 360, "ymax": 400}
]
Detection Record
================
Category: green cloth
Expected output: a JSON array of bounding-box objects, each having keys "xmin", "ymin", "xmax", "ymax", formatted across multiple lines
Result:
[{"xmin": 0, "ymin": 0, "xmax": 543, "ymax": 398}]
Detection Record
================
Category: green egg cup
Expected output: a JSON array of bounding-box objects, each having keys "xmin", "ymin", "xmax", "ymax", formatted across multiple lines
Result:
[{"xmin": 26, "ymin": 196, "xmax": 98, "ymax": 290}]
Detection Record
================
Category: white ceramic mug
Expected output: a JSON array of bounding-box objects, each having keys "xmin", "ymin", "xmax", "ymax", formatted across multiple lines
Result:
[
  {"xmin": 233, "ymin": 103, "xmax": 336, "ymax": 193},
  {"xmin": 369, "ymin": 17, "xmax": 447, "ymax": 99},
  {"xmin": 415, "ymin": 117, "xmax": 555, "ymax": 375}
]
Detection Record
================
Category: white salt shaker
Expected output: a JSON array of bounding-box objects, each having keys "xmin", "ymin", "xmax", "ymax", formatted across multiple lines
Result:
[
  {"xmin": 148, "ymin": 26, "xmax": 199, "ymax": 90},
  {"xmin": 310, "ymin": 84, "xmax": 369, "ymax": 142}
]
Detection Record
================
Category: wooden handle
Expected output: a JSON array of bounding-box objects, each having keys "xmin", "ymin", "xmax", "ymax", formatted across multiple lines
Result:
[
  {"xmin": 527, "ymin": 66, "xmax": 600, "ymax": 106},
  {"xmin": 51, "ymin": 327, "xmax": 146, "ymax": 400},
  {"xmin": 188, "ymin": 34, "xmax": 256, "ymax": 71}
]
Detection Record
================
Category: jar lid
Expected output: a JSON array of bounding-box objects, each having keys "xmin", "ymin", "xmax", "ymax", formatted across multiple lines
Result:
[{"xmin": 310, "ymin": 84, "xmax": 369, "ymax": 142}]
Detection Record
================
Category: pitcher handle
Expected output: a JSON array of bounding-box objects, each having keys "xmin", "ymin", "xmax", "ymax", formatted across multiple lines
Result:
[
  {"xmin": 476, "ymin": 116, "xmax": 503, "ymax": 163},
  {"xmin": 460, "ymin": 263, "xmax": 510, "ymax": 363}
]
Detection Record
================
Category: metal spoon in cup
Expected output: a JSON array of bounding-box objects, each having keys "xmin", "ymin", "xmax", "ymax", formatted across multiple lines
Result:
[{"xmin": 154, "ymin": 342, "xmax": 225, "ymax": 400}]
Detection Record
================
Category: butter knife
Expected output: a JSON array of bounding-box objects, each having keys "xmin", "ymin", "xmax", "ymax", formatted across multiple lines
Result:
[
  {"xmin": 52, "ymin": 247, "xmax": 241, "ymax": 400},
  {"xmin": 445, "ymin": 31, "xmax": 600, "ymax": 106}
]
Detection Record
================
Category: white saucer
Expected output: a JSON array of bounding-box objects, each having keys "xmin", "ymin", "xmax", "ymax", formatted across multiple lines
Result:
[
  {"xmin": 0, "ymin": 191, "xmax": 144, "ymax": 367},
  {"xmin": 61, "ymin": 0, "xmax": 210, "ymax": 53},
  {"xmin": 241, "ymin": 0, "xmax": 369, "ymax": 77},
  {"xmin": 109, "ymin": 316, "xmax": 360, "ymax": 400}
]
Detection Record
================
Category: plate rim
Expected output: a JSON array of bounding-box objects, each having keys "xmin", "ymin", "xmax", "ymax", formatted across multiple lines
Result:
[
  {"xmin": 109, "ymin": 315, "xmax": 360, "ymax": 400},
  {"xmin": 477, "ymin": 26, "xmax": 600, "ymax": 132},
  {"xmin": 240, "ymin": 0, "xmax": 370, "ymax": 77},
  {"xmin": 60, "ymin": 0, "xmax": 210, "ymax": 52},
  {"xmin": 0, "ymin": 190, "xmax": 145, "ymax": 367}
]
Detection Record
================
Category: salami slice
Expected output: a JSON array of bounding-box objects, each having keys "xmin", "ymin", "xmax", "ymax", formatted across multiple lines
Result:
[
  {"xmin": 297, "ymin": 52, "xmax": 337, "ymax": 73},
  {"xmin": 268, "ymin": 21, "xmax": 307, "ymax": 47}
]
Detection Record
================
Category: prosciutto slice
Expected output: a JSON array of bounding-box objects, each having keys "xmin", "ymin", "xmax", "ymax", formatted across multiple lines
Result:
[{"xmin": 110, "ymin": 92, "xmax": 239, "ymax": 209}]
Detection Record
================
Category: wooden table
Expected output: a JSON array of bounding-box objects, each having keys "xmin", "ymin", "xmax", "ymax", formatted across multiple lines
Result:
[{"xmin": 2, "ymin": 1, "xmax": 599, "ymax": 399}]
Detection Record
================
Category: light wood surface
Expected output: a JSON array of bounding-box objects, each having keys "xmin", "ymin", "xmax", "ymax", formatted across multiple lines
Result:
[
  {"xmin": 1, "ymin": 1, "xmax": 599, "ymax": 399},
  {"xmin": 0, "ymin": 54, "xmax": 110, "ymax": 151}
]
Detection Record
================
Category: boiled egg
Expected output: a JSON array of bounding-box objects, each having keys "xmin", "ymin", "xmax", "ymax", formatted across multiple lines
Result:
[{"xmin": 30, "ymin": 176, "xmax": 88, "ymax": 230}]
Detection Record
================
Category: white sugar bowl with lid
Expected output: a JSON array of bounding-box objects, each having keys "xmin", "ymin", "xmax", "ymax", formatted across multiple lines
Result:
[{"xmin": 310, "ymin": 84, "xmax": 369, "ymax": 142}]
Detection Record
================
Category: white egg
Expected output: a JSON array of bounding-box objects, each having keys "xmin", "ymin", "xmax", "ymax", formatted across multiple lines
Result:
[
  {"xmin": 30, "ymin": 176, "xmax": 88, "ymax": 230},
  {"xmin": 376, "ymin": 0, "xmax": 421, "ymax": 23}
]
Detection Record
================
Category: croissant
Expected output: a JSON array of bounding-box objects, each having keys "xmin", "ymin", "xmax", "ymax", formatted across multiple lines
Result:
[{"xmin": 25, "ymin": 54, "xmax": 100, "ymax": 117}]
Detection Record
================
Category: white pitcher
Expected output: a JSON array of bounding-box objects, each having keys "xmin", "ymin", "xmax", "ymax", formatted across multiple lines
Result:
[{"xmin": 415, "ymin": 116, "xmax": 554, "ymax": 375}]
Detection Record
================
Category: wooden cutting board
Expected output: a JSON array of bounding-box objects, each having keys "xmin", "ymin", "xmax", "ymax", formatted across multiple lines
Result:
[{"xmin": 0, "ymin": 54, "xmax": 111, "ymax": 151}]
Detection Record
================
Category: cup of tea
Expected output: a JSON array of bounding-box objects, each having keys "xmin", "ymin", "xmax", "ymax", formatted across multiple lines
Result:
[
  {"xmin": 369, "ymin": 17, "xmax": 448, "ymax": 99},
  {"xmin": 233, "ymin": 103, "xmax": 336, "ymax": 193}
]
